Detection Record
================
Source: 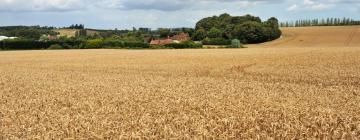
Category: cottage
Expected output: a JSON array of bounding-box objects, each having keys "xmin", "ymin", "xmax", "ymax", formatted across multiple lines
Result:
[
  {"xmin": 150, "ymin": 32, "xmax": 190, "ymax": 45},
  {"xmin": 150, "ymin": 37, "xmax": 173, "ymax": 45},
  {"xmin": 171, "ymin": 32, "xmax": 190, "ymax": 42}
]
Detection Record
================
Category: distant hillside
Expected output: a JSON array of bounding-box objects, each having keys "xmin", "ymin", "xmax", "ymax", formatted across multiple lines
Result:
[
  {"xmin": 54, "ymin": 29, "xmax": 100, "ymax": 37},
  {"xmin": 0, "ymin": 26, "xmax": 56, "ymax": 39},
  {"xmin": 85, "ymin": 29, "xmax": 100, "ymax": 37},
  {"xmin": 248, "ymin": 26, "xmax": 360, "ymax": 47},
  {"xmin": 54, "ymin": 29, "xmax": 79, "ymax": 37}
]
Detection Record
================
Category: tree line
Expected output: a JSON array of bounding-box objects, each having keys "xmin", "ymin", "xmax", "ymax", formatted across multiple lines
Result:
[
  {"xmin": 0, "ymin": 24, "xmax": 85, "ymax": 39},
  {"xmin": 280, "ymin": 17, "xmax": 360, "ymax": 27},
  {"xmin": 0, "ymin": 38, "xmax": 203, "ymax": 50},
  {"xmin": 0, "ymin": 26, "xmax": 58, "ymax": 40},
  {"xmin": 0, "ymin": 26, "xmax": 202, "ymax": 50},
  {"xmin": 68, "ymin": 24, "xmax": 85, "ymax": 29},
  {"xmin": 0, "ymin": 39, "xmax": 150, "ymax": 50},
  {"xmin": 0, "ymin": 13, "xmax": 281, "ymax": 50}
]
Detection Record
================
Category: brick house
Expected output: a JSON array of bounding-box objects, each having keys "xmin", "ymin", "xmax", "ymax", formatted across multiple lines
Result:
[
  {"xmin": 171, "ymin": 32, "xmax": 190, "ymax": 42},
  {"xmin": 150, "ymin": 37, "xmax": 173, "ymax": 45},
  {"xmin": 150, "ymin": 32, "xmax": 190, "ymax": 45}
]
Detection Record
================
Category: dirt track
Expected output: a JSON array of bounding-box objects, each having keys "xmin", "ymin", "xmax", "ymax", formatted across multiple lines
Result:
[{"xmin": 247, "ymin": 26, "xmax": 360, "ymax": 47}]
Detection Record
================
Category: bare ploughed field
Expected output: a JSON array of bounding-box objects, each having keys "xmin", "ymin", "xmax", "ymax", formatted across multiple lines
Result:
[{"xmin": 1, "ymin": 27, "xmax": 360, "ymax": 139}]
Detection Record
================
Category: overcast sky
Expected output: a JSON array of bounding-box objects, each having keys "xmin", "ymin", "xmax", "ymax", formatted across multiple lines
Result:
[{"xmin": 0, "ymin": 0, "xmax": 359, "ymax": 29}]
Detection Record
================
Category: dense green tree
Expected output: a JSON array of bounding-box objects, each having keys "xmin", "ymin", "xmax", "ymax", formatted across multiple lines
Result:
[
  {"xmin": 192, "ymin": 28, "xmax": 207, "ymax": 41},
  {"xmin": 138, "ymin": 28, "xmax": 151, "ymax": 34},
  {"xmin": 158, "ymin": 28, "xmax": 171, "ymax": 38},
  {"xmin": 120, "ymin": 31, "xmax": 144, "ymax": 42},
  {"xmin": 265, "ymin": 17, "xmax": 282, "ymax": 40},
  {"xmin": 0, "ymin": 26, "xmax": 58, "ymax": 40},
  {"xmin": 194, "ymin": 13, "xmax": 280, "ymax": 44},
  {"xmin": 266, "ymin": 17, "xmax": 279, "ymax": 28},
  {"xmin": 202, "ymin": 37, "xmax": 231, "ymax": 45},
  {"xmin": 69, "ymin": 24, "xmax": 84, "ymax": 29},
  {"xmin": 233, "ymin": 21, "xmax": 267, "ymax": 44},
  {"xmin": 207, "ymin": 27, "xmax": 223, "ymax": 38},
  {"xmin": 182, "ymin": 28, "xmax": 195, "ymax": 37}
]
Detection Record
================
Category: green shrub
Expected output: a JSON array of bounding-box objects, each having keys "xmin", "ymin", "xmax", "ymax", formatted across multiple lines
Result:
[
  {"xmin": 0, "ymin": 39, "xmax": 49, "ymax": 50},
  {"xmin": 61, "ymin": 43, "xmax": 72, "ymax": 49},
  {"xmin": 202, "ymin": 38, "xmax": 231, "ymax": 45},
  {"xmin": 124, "ymin": 42, "xmax": 149, "ymax": 49},
  {"xmin": 94, "ymin": 40, "xmax": 149, "ymax": 49},
  {"xmin": 150, "ymin": 45, "xmax": 168, "ymax": 49},
  {"xmin": 0, "ymin": 39, "xmax": 149, "ymax": 50},
  {"xmin": 48, "ymin": 44, "xmax": 63, "ymax": 49},
  {"xmin": 230, "ymin": 39, "xmax": 242, "ymax": 48},
  {"xmin": 0, "ymin": 39, "xmax": 85, "ymax": 50},
  {"xmin": 85, "ymin": 39, "xmax": 103, "ymax": 49},
  {"xmin": 164, "ymin": 43, "xmax": 184, "ymax": 49},
  {"xmin": 101, "ymin": 40, "xmax": 124, "ymax": 48},
  {"xmin": 165, "ymin": 41, "xmax": 202, "ymax": 49}
]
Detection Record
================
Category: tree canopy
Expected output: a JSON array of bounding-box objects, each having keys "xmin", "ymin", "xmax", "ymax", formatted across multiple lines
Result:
[
  {"xmin": 193, "ymin": 13, "xmax": 281, "ymax": 44},
  {"xmin": 0, "ymin": 26, "xmax": 58, "ymax": 40}
]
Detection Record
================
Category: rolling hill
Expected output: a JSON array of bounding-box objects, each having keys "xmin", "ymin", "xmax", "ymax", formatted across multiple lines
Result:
[
  {"xmin": 54, "ymin": 29, "xmax": 100, "ymax": 37},
  {"xmin": 54, "ymin": 29, "xmax": 79, "ymax": 37},
  {"xmin": 248, "ymin": 26, "xmax": 360, "ymax": 47}
]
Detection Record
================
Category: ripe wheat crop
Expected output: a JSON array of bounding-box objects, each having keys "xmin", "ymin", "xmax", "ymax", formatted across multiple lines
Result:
[{"xmin": 0, "ymin": 47, "xmax": 360, "ymax": 139}]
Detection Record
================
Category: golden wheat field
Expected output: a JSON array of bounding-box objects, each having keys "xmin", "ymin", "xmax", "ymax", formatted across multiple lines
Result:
[
  {"xmin": 1, "ymin": 26, "xmax": 360, "ymax": 139},
  {"xmin": 1, "ymin": 47, "xmax": 360, "ymax": 139},
  {"xmin": 248, "ymin": 26, "xmax": 360, "ymax": 48}
]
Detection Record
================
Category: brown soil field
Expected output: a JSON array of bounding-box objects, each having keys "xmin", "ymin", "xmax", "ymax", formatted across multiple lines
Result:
[
  {"xmin": 247, "ymin": 26, "xmax": 360, "ymax": 47},
  {"xmin": 54, "ymin": 29, "xmax": 100, "ymax": 37},
  {"xmin": 54, "ymin": 29, "xmax": 79, "ymax": 37},
  {"xmin": 1, "ymin": 27, "xmax": 360, "ymax": 139}
]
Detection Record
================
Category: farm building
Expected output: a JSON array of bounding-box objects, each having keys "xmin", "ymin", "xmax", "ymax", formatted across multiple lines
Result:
[
  {"xmin": 171, "ymin": 32, "xmax": 190, "ymax": 42},
  {"xmin": 150, "ymin": 32, "xmax": 190, "ymax": 45},
  {"xmin": 150, "ymin": 37, "xmax": 173, "ymax": 45}
]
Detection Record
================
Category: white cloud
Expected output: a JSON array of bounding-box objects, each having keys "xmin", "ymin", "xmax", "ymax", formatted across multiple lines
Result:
[
  {"xmin": 0, "ymin": 0, "xmax": 89, "ymax": 12},
  {"xmin": 289, "ymin": 0, "xmax": 350, "ymax": 11},
  {"xmin": 0, "ymin": 0, "xmax": 359, "ymax": 29},
  {"xmin": 0, "ymin": 0, "xmax": 359, "ymax": 13},
  {"xmin": 304, "ymin": 0, "xmax": 315, "ymax": 5},
  {"xmin": 287, "ymin": 4, "xmax": 298, "ymax": 11},
  {"xmin": 311, "ymin": 3, "xmax": 335, "ymax": 10},
  {"xmin": 0, "ymin": 0, "xmax": 283, "ymax": 12}
]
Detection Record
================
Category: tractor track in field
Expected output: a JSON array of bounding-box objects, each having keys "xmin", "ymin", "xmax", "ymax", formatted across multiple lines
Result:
[{"xmin": 345, "ymin": 27, "xmax": 359, "ymax": 46}]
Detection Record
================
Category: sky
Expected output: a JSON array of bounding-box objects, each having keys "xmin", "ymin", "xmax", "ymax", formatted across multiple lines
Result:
[{"xmin": 0, "ymin": 0, "xmax": 359, "ymax": 29}]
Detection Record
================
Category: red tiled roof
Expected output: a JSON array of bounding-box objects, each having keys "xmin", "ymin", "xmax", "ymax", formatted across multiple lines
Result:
[
  {"xmin": 150, "ymin": 33, "xmax": 190, "ymax": 45},
  {"xmin": 171, "ymin": 32, "xmax": 190, "ymax": 42},
  {"xmin": 150, "ymin": 38, "xmax": 173, "ymax": 45}
]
